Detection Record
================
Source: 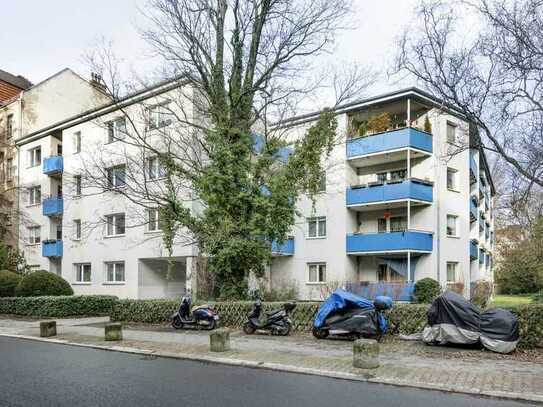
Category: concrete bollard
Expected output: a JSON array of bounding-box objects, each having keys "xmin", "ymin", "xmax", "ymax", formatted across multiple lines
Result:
[
  {"xmin": 209, "ymin": 328, "xmax": 230, "ymax": 352},
  {"xmin": 105, "ymin": 323, "xmax": 123, "ymax": 341},
  {"xmin": 353, "ymin": 338, "xmax": 380, "ymax": 369},
  {"xmin": 40, "ymin": 321, "xmax": 57, "ymax": 337}
]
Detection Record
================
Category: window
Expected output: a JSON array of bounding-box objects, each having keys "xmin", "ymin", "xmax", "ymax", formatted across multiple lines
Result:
[
  {"xmin": 28, "ymin": 147, "xmax": 41, "ymax": 167},
  {"xmin": 318, "ymin": 172, "xmax": 326, "ymax": 192},
  {"xmin": 74, "ymin": 263, "xmax": 91, "ymax": 283},
  {"xmin": 106, "ymin": 213, "xmax": 126, "ymax": 236},
  {"xmin": 73, "ymin": 131, "xmax": 81, "ymax": 154},
  {"xmin": 105, "ymin": 262, "xmax": 125, "ymax": 283},
  {"xmin": 74, "ymin": 175, "xmax": 82, "ymax": 196},
  {"xmin": 376, "ymin": 172, "xmax": 387, "ymax": 183},
  {"xmin": 147, "ymin": 156, "xmax": 166, "ymax": 180},
  {"xmin": 148, "ymin": 104, "xmax": 173, "ymax": 129},
  {"xmin": 446, "ymin": 122, "xmax": 456, "ymax": 143},
  {"xmin": 307, "ymin": 216, "xmax": 326, "ymax": 238},
  {"xmin": 73, "ymin": 219, "xmax": 81, "ymax": 240},
  {"xmin": 28, "ymin": 226, "xmax": 41, "ymax": 244},
  {"xmin": 447, "ymin": 167, "xmax": 458, "ymax": 190},
  {"xmin": 446, "ymin": 262, "xmax": 457, "ymax": 283},
  {"xmin": 147, "ymin": 209, "xmax": 161, "ymax": 232},
  {"xmin": 308, "ymin": 263, "xmax": 326, "ymax": 283},
  {"xmin": 377, "ymin": 218, "xmax": 387, "ymax": 233},
  {"xmin": 107, "ymin": 165, "xmax": 126, "ymax": 188},
  {"xmin": 390, "ymin": 169, "xmax": 407, "ymax": 182},
  {"xmin": 107, "ymin": 118, "xmax": 127, "ymax": 143},
  {"xmin": 6, "ymin": 158, "xmax": 13, "ymax": 180},
  {"xmin": 28, "ymin": 186, "xmax": 41, "ymax": 205},
  {"xmin": 446, "ymin": 214, "xmax": 458, "ymax": 237},
  {"xmin": 390, "ymin": 216, "xmax": 407, "ymax": 232},
  {"xmin": 6, "ymin": 114, "xmax": 13, "ymax": 139}
]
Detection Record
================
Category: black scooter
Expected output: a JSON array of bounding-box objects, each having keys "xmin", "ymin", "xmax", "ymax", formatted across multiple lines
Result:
[
  {"xmin": 171, "ymin": 296, "xmax": 219, "ymax": 330},
  {"xmin": 243, "ymin": 299, "xmax": 296, "ymax": 336}
]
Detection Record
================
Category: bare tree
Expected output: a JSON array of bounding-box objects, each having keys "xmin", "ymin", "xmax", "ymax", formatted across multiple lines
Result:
[
  {"xmin": 394, "ymin": 0, "xmax": 543, "ymax": 190},
  {"xmin": 80, "ymin": 0, "xmax": 372, "ymax": 298}
]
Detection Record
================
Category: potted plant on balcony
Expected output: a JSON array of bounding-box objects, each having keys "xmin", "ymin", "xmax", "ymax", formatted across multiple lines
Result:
[
  {"xmin": 366, "ymin": 112, "xmax": 391, "ymax": 134},
  {"xmin": 424, "ymin": 115, "xmax": 432, "ymax": 133}
]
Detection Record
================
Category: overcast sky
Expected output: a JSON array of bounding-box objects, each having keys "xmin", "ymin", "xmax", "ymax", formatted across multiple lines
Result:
[{"xmin": 2, "ymin": 1, "xmax": 419, "ymax": 94}]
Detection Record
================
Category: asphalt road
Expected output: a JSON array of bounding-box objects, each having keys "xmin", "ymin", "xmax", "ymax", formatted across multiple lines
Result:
[{"xmin": 0, "ymin": 337, "xmax": 536, "ymax": 407}]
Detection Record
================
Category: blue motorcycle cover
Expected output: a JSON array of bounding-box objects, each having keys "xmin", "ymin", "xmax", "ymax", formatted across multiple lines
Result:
[{"xmin": 314, "ymin": 289, "xmax": 387, "ymax": 331}]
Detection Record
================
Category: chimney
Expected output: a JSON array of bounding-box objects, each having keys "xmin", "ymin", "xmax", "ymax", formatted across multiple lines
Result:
[{"xmin": 90, "ymin": 72, "xmax": 107, "ymax": 93}]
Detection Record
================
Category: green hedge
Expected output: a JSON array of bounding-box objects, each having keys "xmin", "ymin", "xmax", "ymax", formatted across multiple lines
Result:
[{"xmin": 0, "ymin": 295, "xmax": 117, "ymax": 317}]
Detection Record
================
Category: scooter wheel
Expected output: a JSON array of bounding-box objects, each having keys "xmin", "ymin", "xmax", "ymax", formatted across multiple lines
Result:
[
  {"xmin": 279, "ymin": 321, "xmax": 291, "ymax": 336},
  {"xmin": 172, "ymin": 318, "xmax": 184, "ymax": 330},
  {"xmin": 243, "ymin": 322, "xmax": 256, "ymax": 335},
  {"xmin": 204, "ymin": 319, "xmax": 216, "ymax": 330},
  {"xmin": 312, "ymin": 327, "xmax": 329, "ymax": 339}
]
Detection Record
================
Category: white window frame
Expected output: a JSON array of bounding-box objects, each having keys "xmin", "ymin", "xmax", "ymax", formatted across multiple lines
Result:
[
  {"xmin": 446, "ymin": 167, "xmax": 458, "ymax": 191},
  {"xmin": 6, "ymin": 158, "xmax": 13, "ymax": 180},
  {"xmin": 105, "ymin": 213, "xmax": 126, "ymax": 237},
  {"xmin": 308, "ymin": 263, "xmax": 326, "ymax": 284},
  {"xmin": 104, "ymin": 261, "xmax": 125, "ymax": 284},
  {"xmin": 28, "ymin": 147, "xmax": 41, "ymax": 168},
  {"xmin": 148, "ymin": 103, "xmax": 174, "ymax": 130},
  {"xmin": 147, "ymin": 156, "xmax": 166, "ymax": 180},
  {"xmin": 446, "ymin": 262, "xmax": 458, "ymax": 283},
  {"xmin": 318, "ymin": 171, "xmax": 326, "ymax": 192},
  {"xmin": 74, "ymin": 175, "xmax": 82, "ymax": 196},
  {"xmin": 107, "ymin": 117, "xmax": 127, "ymax": 143},
  {"xmin": 74, "ymin": 263, "xmax": 91, "ymax": 283},
  {"xmin": 446, "ymin": 214, "xmax": 459, "ymax": 237},
  {"xmin": 147, "ymin": 209, "xmax": 161, "ymax": 232},
  {"xmin": 73, "ymin": 131, "xmax": 81, "ymax": 154},
  {"xmin": 28, "ymin": 226, "xmax": 41, "ymax": 244},
  {"xmin": 307, "ymin": 216, "xmax": 326, "ymax": 238},
  {"xmin": 73, "ymin": 219, "xmax": 82, "ymax": 240},
  {"xmin": 446, "ymin": 122, "xmax": 456, "ymax": 144},
  {"xmin": 6, "ymin": 114, "xmax": 13, "ymax": 139},
  {"xmin": 107, "ymin": 165, "xmax": 126, "ymax": 188},
  {"xmin": 28, "ymin": 185, "xmax": 41, "ymax": 205}
]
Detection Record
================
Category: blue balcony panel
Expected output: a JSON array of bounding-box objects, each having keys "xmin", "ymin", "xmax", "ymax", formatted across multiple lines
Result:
[
  {"xmin": 42, "ymin": 240, "xmax": 63, "ymax": 258},
  {"xmin": 271, "ymin": 238, "xmax": 294, "ymax": 256},
  {"xmin": 347, "ymin": 179, "xmax": 433, "ymax": 207},
  {"xmin": 346, "ymin": 231, "xmax": 433, "ymax": 254},
  {"xmin": 43, "ymin": 156, "xmax": 64, "ymax": 175},
  {"xmin": 346, "ymin": 127, "xmax": 433, "ymax": 159},
  {"xmin": 42, "ymin": 197, "xmax": 63, "ymax": 217},
  {"xmin": 470, "ymin": 240, "xmax": 478, "ymax": 260}
]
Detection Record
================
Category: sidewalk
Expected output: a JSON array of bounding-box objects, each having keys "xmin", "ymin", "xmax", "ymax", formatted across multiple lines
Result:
[{"xmin": 1, "ymin": 316, "xmax": 542, "ymax": 404}]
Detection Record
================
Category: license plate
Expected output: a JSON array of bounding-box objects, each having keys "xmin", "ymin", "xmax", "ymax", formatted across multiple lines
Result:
[{"xmin": 213, "ymin": 315, "xmax": 219, "ymax": 320}]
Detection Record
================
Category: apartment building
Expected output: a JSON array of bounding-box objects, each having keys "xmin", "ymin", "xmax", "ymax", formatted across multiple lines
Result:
[
  {"xmin": 268, "ymin": 88, "xmax": 495, "ymax": 300},
  {"xmin": 13, "ymin": 78, "xmax": 495, "ymax": 300}
]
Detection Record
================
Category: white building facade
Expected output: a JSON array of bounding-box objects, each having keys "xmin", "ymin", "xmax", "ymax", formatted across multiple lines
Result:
[{"xmin": 14, "ymin": 81, "xmax": 495, "ymax": 300}]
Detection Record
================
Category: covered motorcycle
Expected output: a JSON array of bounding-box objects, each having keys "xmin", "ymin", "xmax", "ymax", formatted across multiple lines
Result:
[
  {"xmin": 313, "ymin": 289, "xmax": 392, "ymax": 340},
  {"xmin": 422, "ymin": 291, "xmax": 519, "ymax": 353}
]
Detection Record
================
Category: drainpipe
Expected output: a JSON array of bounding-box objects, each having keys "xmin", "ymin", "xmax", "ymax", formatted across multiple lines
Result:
[{"xmin": 15, "ymin": 93, "xmax": 24, "ymax": 248}]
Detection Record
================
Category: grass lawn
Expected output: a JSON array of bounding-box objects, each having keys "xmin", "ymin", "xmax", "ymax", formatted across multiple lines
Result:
[{"xmin": 490, "ymin": 294, "xmax": 533, "ymax": 307}]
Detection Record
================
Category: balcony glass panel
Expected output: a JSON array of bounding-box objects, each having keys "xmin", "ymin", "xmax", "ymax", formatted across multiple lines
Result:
[
  {"xmin": 470, "ymin": 240, "xmax": 478, "ymax": 260},
  {"xmin": 42, "ymin": 240, "xmax": 63, "ymax": 257},
  {"xmin": 470, "ymin": 199, "xmax": 477, "ymax": 221},
  {"xmin": 43, "ymin": 156, "xmax": 64, "ymax": 175},
  {"xmin": 346, "ymin": 127, "xmax": 432, "ymax": 158},
  {"xmin": 42, "ymin": 197, "xmax": 63, "ymax": 217},
  {"xmin": 271, "ymin": 238, "xmax": 294, "ymax": 256},
  {"xmin": 347, "ymin": 179, "xmax": 433, "ymax": 206},
  {"xmin": 346, "ymin": 231, "xmax": 433, "ymax": 253}
]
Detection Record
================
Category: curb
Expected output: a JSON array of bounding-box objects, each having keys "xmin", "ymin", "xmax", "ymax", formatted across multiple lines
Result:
[{"xmin": 1, "ymin": 333, "xmax": 542, "ymax": 404}]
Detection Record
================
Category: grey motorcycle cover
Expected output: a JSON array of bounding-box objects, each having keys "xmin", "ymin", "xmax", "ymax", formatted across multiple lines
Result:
[{"xmin": 480, "ymin": 308, "xmax": 519, "ymax": 353}]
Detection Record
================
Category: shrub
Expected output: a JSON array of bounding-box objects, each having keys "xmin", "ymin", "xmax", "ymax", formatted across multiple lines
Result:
[
  {"xmin": 423, "ymin": 115, "xmax": 432, "ymax": 133},
  {"xmin": 0, "ymin": 295, "xmax": 117, "ymax": 317},
  {"xmin": 366, "ymin": 113, "xmax": 391, "ymax": 133},
  {"xmin": 15, "ymin": 271, "xmax": 73, "ymax": 297},
  {"xmin": 533, "ymin": 291, "xmax": 543, "ymax": 303},
  {"xmin": 413, "ymin": 278, "xmax": 441, "ymax": 303},
  {"xmin": 471, "ymin": 280, "xmax": 493, "ymax": 308},
  {"xmin": 0, "ymin": 270, "xmax": 22, "ymax": 297}
]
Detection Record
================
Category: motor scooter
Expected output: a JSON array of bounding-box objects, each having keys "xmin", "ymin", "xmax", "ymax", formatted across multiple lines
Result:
[
  {"xmin": 243, "ymin": 299, "xmax": 296, "ymax": 336},
  {"xmin": 171, "ymin": 296, "xmax": 219, "ymax": 330}
]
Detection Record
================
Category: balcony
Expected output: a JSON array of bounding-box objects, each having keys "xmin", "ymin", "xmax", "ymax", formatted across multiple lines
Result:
[
  {"xmin": 479, "ymin": 249, "xmax": 485, "ymax": 264},
  {"xmin": 42, "ymin": 240, "xmax": 63, "ymax": 258},
  {"xmin": 470, "ymin": 198, "xmax": 477, "ymax": 222},
  {"xmin": 346, "ymin": 127, "xmax": 432, "ymax": 161},
  {"xmin": 271, "ymin": 238, "xmax": 295, "ymax": 256},
  {"xmin": 42, "ymin": 197, "xmax": 63, "ymax": 217},
  {"xmin": 469, "ymin": 155, "xmax": 477, "ymax": 184},
  {"xmin": 43, "ymin": 156, "xmax": 63, "ymax": 176},
  {"xmin": 346, "ymin": 230, "xmax": 433, "ymax": 254},
  {"xmin": 347, "ymin": 179, "xmax": 432, "ymax": 209},
  {"xmin": 470, "ymin": 240, "xmax": 478, "ymax": 260}
]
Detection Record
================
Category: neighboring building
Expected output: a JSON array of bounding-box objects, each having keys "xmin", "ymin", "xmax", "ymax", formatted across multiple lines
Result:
[
  {"xmin": 0, "ymin": 69, "xmax": 33, "ymax": 248},
  {"xmin": 13, "ymin": 79, "xmax": 495, "ymax": 300},
  {"xmin": 268, "ymin": 88, "xmax": 495, "ymax": 300}
]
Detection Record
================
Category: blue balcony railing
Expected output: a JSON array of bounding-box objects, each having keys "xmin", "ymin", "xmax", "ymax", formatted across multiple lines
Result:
[
  {"xmin": 43, "ymin": 156, "xmax": 63, "ymax": 175},
  {"xmin": 42, "ymin": 240, "xmax": 63, "ymax": 257},
  {"xmin": 42, "ymin": 197, "xmax": 63, "ymax": 217},
  {"xmin": 470, "ymin": 199, "xmax": 477, "ymax": 222},
  {"xmin": 346, "ymin": 127, "xmax": 432, "ymax": 159},
  {"xmin": 271, "ymin": 238, "xmax": 295, "ymax": 256},
  {"xmin": 470, "ymin": 240, "xmax": 478, "ymax": 260},
  {"xmin": 346, "ymin": 230, "xmax": 433, "ymax": 254},
  {"xmin": 347, "ymin": 179, "xmax": 433, "ymax": 206},
  {"xmin": 346, "ymin": 281, "xmax": 415, "ymax": 302}
]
